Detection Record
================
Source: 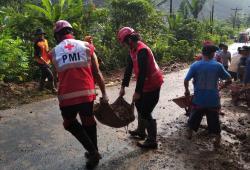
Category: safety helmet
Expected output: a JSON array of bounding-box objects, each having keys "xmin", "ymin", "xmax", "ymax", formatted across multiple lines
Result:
[
  {"xmin": 117, "ymin": 27, "xmax": 135, "ymax": 44},
  {"xmin": 53, "ymin": 20, "xmax": 72, "ymax": 33},
  {"xmin": 202, "ymin": 40, "xmax": 214, "ymax": 46}
]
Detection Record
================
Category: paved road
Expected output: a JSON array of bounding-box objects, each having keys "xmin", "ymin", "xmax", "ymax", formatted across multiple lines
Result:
[
  {"xmin": 1, "ymin": 68, "xmax": 249, "ymax": 170},
  {"xmin": 0, "ymin": 69, "xmax": 188, "ymax": 170}
]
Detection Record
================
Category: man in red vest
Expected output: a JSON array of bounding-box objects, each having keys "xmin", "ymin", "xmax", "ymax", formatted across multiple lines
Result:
[
  {"xmin": 118, "ymin": 27, "xmax": 164, "ymax": 149},
  {"xmin": 48, "ymin": 20, "xmax": 108, "ymax": 169}
]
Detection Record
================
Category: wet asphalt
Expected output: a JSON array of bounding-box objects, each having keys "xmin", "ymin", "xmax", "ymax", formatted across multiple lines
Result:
[{"xmin": 1, "ymin": 68, "xmax": 249, "ymax": 170}]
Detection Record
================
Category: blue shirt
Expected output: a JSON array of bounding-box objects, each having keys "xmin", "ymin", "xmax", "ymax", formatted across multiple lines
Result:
[
  {"xmin": 244, "ymin": 57, "xmax": 250, "ymax": 84},
  {"xmin": 185, "ymin": 60, "xmax": 231, "ymax": 107}
]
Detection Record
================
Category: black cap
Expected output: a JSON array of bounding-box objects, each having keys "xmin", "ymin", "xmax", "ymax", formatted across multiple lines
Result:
[
  {"xmin": 240, "ymin": 46, "xmax": 250, "ymax": 51},
  {"xmin": 218, "ymin": 43, "xmax": 225, "ymax": 48},
  {"xmin": 35, "ymin": 28, "xmax": 46, "ymax": 35},
  {"xmin": 202, "ymin": 45, "xmax": 218, "ymax": 56}
]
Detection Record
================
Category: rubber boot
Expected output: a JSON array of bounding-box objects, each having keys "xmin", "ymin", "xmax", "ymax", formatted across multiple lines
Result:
[
  {"xmin": 39, "ymin": 80, "xmax": 45, "ymax": 91},
  {"xmin": 85, "ymin": 125, "xmax": 98, "ymax": 150},
  {"xmin": 129, "ymin": 113, "xmax": 147, "ymax": 139},
  {"xmin": 84, "ymin": 125, "xmax": 101, "ymax": 159},
  {"xmin": 86, "ymin": 151, "xmax": 101, "ymax": 170},
  {"xmin": 137, "ymin": 119, "xmax": 157, "ymax": 149},
  {"xmin": 65, "ymin": 121, "xmax": 100, "ymax": 169},
  {"xmin": 65, "ymin": 120, "xmax": 98, "ymax": 153},
  {"xmin": 49, "ymin": 80, "xmax": 57, "ymax": 93}
]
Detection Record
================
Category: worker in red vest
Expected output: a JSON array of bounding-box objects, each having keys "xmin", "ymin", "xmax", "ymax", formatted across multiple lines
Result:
[
  {"xmin": 34, "ymin": 28, "xmax": 56, "ymax": 92},
  {"xmin": 118, "ymin": 27, "xmax": 164, "ymax": 149},
  {"xmin": 48, "ymin": 20, "xmax": 108, "ymax": 169}
]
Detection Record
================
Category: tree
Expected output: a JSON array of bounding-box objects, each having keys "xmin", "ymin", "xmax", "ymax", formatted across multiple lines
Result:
[
  {"xmin": 110, "ymin": 0, "xmax": 154, "ymax": 30},
  {"xmin": 167, "ymin": 13, "xmax": 183, "ymax": 30},
  {"xmin": 25, "ymin": 0, "xmax": 83, "ymax": 25},
  {"xmin": 179, "ymin": 0, "xmax": 189, "ymax": 19},
  {"xmin": 180, "ymin": 0, "xmax": 207, "ymax": 19}
]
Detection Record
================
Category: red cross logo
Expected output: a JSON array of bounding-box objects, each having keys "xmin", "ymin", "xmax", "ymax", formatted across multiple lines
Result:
[{"xmin": 64, "ymin": 44, "xmax": 74, "ymax": 51}]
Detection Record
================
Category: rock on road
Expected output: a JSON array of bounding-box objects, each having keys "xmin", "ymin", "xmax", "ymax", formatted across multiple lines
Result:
[{"xmin": 0, "ymin": 69, "xmax": 249, "ymax": 170}]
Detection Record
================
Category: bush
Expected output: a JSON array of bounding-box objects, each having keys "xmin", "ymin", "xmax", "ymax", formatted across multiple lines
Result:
[
  {"xmin": 169, "ymin": 40, "xmax": 196, "ymax": 61},
  {"xmin": 0, "ymin": 0, "xmax": 245, "ymax": 83},
  {"xmin": 0, "ymin": 33, "xmax": 29, "ymax": 82}
]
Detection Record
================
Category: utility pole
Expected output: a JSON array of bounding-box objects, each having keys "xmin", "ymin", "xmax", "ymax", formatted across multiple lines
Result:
[
  {"xmin": 170, "ymin": 0, "xmax": 173, "ymax": 16},
  {"xmin": 211, "ymin": 0, "xmax": 214, "ymax": 24},
  {"xmin": 231, "ymin": 8, "xmax": 242, "ymax": 29},
  {"xmin": 210, "ymin": 0, "xmax": 215, "ymax": 34}
]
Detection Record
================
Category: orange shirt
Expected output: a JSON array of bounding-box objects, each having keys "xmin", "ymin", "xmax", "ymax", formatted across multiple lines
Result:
[{"xmin": 34, "ymin": 39, "xmax": 50, "ymax": 64}]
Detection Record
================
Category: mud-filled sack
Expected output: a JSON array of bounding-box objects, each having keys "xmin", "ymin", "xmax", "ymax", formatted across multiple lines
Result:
[{"xmin": 93, "ymin": 97, "xmax": 135, "ymax": 128}]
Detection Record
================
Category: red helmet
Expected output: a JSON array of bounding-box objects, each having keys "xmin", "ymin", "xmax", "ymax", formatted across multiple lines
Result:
[
  {"xmin": 202, "ymin": 40, "xmax": 214, "ymax": 46},
  {"xmin": 54, "ymin": 20, "xmax": 72, "ymax": 33},
  {"xmin": 117, "ymin": 27, "xmax": 135, "ymax": 44}
]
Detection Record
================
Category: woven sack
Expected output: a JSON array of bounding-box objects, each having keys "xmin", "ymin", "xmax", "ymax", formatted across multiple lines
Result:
[{"xmin": 94, "ymin": 97, "xmax": 135, "ymax": 128}]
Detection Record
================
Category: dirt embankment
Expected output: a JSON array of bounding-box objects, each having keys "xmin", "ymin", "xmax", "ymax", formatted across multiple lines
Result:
[{"xmin": 0, "ymin": 62, "xmax": 188, "ymax": 110}]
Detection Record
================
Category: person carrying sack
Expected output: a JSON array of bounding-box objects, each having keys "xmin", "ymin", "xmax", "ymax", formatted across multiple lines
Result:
[
  {"xmin": 117, "ymin": 27, "xmax": 163, "ymax": 149},
  {"xmin": 48, "ymin": 20, "xmax": 108, "ymax": 169}
]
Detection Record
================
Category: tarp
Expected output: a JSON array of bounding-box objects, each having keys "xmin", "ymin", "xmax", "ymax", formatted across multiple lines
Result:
[{"xmin": 94, "ymin": 97, "xmax": 135, "ymax": 128}]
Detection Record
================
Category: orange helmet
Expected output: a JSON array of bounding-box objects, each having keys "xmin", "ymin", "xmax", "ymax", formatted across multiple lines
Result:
[{"xmin": 117, "ymin": 27, "xmax": 135, "ymax": 44}]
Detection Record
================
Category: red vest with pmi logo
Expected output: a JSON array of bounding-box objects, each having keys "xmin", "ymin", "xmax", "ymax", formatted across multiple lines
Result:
[
  {"xmin": 52, "ymin": 38, "xmax": 96, "ymax": 107},
  {"xmin": 130, "ymin": 41, "xmax": 163, "ymax": 92}
]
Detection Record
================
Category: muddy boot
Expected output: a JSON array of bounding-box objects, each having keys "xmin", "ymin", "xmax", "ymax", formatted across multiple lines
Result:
[
  {"xmin": 86, "ymin": 151, "xmax": 101, "ymax": 170},
  {"xmin": 39, "ymin": 80, "xmax": 45, "ymax": 91},
  {"xmin": 48, "ymin": 81, "xmax": 57, "ymax": 93},
  {"xmin": 84, "ymin": 125, "xmax": 102, "ymax": 159},
  {"xmin": 84, "ymin": 151, "xmax": 102, "ymax": 161},
  {"xmin": 129, "ymin": 118, "xmax": 147, "ymax": 139},
  {"xmin": 137, "ymin": 119, "xmax": 157, "ymax": 149},
  {"xmin": 65, "ymin": 120, "xmax": 97, "ymax": 154}
]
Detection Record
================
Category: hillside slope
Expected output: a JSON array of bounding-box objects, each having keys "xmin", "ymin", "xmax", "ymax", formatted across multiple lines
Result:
[
  {"xmin": 91, "ymin": 0, "xmax": 250, "ymax": 20},
  {"xmin": 156, "ymin": 0, "xmax": 250, "ymax": 19}
]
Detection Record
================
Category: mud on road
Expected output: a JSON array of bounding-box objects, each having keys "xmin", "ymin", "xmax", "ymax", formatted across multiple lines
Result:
[{"xmin": 0, "ymin": 69, "xmax": 249, "ymax": 170}]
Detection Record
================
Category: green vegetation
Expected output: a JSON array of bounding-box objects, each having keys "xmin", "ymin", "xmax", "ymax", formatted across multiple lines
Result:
[{"xmin": 0, "ymin": 0, "xmax": 245, "ymax": 82}]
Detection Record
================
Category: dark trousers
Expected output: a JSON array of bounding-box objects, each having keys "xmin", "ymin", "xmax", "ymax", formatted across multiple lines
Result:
[
  {"xmin": 223, "ymin": 65, "xmax": 228, "ymax": 71},
  {"xmin": 61, "ymin": 102, "xmax": 96, "ymax": 126},
  {"xmin": 39, "ymin": 64, "xmax": 54, "ymax": 87},
  {"xmin": 60, "ymin": 102, "xmax": 98, "ymax": 152},
  {"xmin": 135, "ymin": 88, "xmax": 160, "ymax": 120},
  {"xmin": 229, "ymin": 71, "xmax": 238, "ymax": 81},
  {"xmin": 188, "ymin": 107, "xmax": 221, "ymax": 134}
]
